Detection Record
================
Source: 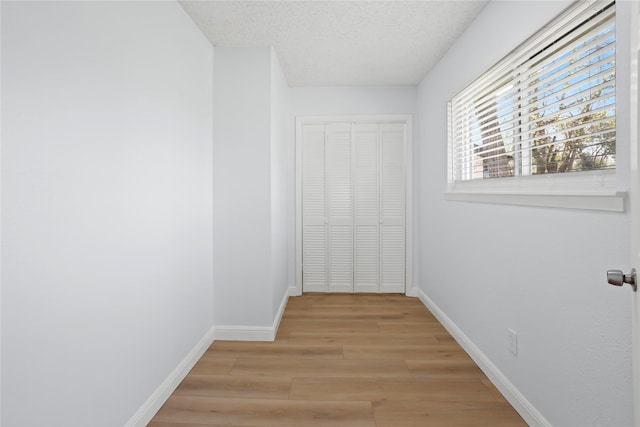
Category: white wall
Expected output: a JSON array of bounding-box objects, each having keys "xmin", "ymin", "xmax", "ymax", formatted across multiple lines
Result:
[
  {"xmin": 1, "ymin": 3, "xmax": 4, "ymax": 423},
  {"xmin": 213, "ymin": 47, "xmax": 273, "ymax": 328},
  {"xmin": 291, "ymin": 87, "xmax": 417, "ymax": 117},
  {"xmin": 271, "ymin": 49, "xmax": 292, "ymax": 314},
  {"xmin": 289, "ymin": 87, "xmax": 420, "ymax": 292},
  {"xmin": 1, "ymin": 2, "xmax": 214, "ymax": 426},
  {"xmin": 214, "ymin": 47, "xmax": 292, "ymax": 331},
  {"xmin": 417, "ymin": 1, "xmax": 634, "ymax": 426}
]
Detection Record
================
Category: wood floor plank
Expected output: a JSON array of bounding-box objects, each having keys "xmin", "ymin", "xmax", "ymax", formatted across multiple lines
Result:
[
  {"xmin": 174, "ymin": 375, "xmax": 292, "ymax": 399},
  {"xmin": 285, "ymin": 294, "xmax": 374, "ymax": 305},
  {"xmin": 405, "ymin": 359, "xmax": 486, "ymax": 378},
  {"xmin": 343, "ymin": 344, "xmax": 474, "ymax": 361},
  {"xmin": 377, "ymin": 319, "xmax": 449, "ymax": 333},
  {"xmin": 187, "ymin": 356, "xmax": 236, "ymax": 375},
  {"xmin": 482, "ymin": 378, "xmax": 509, "ymax": 403},
  {"xmin": 284, "ymin": 303, "xmax": 427, "ymax": 317},
  {"xmin": 207, "ymin": 341, "xmax": 343, "ymax": 359},
  {"xmin": 283, "ymin": 310, "xmax": 404, "ymax": 320},
  {"xmin": 285, "ymin": 331, "xmax": 440, "ymax": 345},
  {"xmin": 372, "ymin": 400, "xmax": 527, "ymax": 427},
  {"xmin": 434, "ymin": 332, "xmax": 457, "ymax": 343},
  {"xmin": 148, "ymin": 423, "xmax": 212, "ymax": 427},
  {"xmin": 276, "ymin": 318, "xmax": 381, "ymax": 335},
  {"xmin": 152, "ymin": 396, "xmax": 376, "ymax": 427},
  {"xmin": 290, "ymin": 377, "xmax": 501, "ymax": 403},
  {"xmin": 229, "ymin": 358, "xmax": 412, "ymax": 378},
  {"xmin": 149, "ymin": 294, "xmax": 526, "ymax": 426}
]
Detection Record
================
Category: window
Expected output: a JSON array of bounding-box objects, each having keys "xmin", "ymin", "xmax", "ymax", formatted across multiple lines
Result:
[{"xmin": 448, "ymin": 0, "xmax": 616, "ymax": 199}]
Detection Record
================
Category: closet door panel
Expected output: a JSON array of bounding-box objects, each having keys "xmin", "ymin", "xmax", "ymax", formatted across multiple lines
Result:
[
  {"xmin": 303, "ymin": 225, "xmax": 327, "ymax": 292},
  {"xmin": 353, "ymin": 124, "xmax": 380, "ymax": 292},
  {"xmin": 301, "ymin": 124, "xmax": 327, "ymax": 292},
  {"xmin": 326, "ymin": 124, "xmax": 353, "ymax": 292},
  {"xmin": 381, "ymin": 225, "xmax": 405, "ymax": 292},
  {"xmin": 380, "ymin": 123, "xmax": 406, "ymax": 293},
  {"xmin": 299, "ymin": 119, "xmax": 407, "ymax": 295}
]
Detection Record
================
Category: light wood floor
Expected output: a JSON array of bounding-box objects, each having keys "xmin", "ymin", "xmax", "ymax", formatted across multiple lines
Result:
[{"xmin": 149, "ymin": 294, "xmax": 527, "ymax": 427}]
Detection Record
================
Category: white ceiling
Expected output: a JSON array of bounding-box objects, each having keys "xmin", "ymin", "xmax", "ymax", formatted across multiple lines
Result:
[{"xmin": 179, "ymin": 1, "xmax": 489, "ymax": 87}]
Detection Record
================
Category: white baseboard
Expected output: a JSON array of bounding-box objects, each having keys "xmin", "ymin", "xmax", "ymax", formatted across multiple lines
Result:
[
  {"xmin": 124, "ymin": 325, "xmax": 216, "ymax": 427},
  {"xmin": 405, "ymin": 286, "xmax": 419, "ymax": 297},
  {"xmin": 273, "ymin": 287, "xmax": 290, "ymax": 337},
  {"xmin": 416, "ymin": 288, "xmax": 551, "ymax": 427},
  {"xmin": 215, "ymin": 289, "xmax": 290, "ymax": 342},
  {"xmin": 288, "ymin": 285, "xmax": 300, "ymax": 296},
  {"xmin": 214, "ymin": 325, "xmax": 276, "ymax": 341}
]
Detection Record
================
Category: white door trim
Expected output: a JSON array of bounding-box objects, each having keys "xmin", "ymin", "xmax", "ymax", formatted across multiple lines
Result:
[
  {"xmin": 630, "ymin": 1, "xmax": 640, "ymax": 424},
  {"xmin": 295, "ymin": 115, "xmax": 413, "ymax": 295}
]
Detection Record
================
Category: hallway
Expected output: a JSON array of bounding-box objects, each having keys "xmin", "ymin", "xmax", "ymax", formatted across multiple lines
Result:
[{"xmin": 150, "ymin": 294, "xmax": 526, "ymax": 426}]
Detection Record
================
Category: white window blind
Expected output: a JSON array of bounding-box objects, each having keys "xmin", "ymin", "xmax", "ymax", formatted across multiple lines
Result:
[{"xmin": 448, "ymin": 0, "xmax": 616, "ymax": 193}]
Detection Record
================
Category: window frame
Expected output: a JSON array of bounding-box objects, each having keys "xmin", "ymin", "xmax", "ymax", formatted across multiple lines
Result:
[{"xmin": 446, "ymin": 0, "xmax": 624, "ymax": 212}]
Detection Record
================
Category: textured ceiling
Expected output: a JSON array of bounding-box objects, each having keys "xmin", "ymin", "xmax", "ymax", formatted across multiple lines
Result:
[{"xmin": 179, "ymin": 1, "xmax": 488, "ymax": 87}]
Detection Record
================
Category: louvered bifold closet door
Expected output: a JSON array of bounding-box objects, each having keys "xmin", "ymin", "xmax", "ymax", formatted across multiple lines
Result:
[
  {"xmin": 353, "ymin": 124, "xmax": 380, "ymax": 293},
  {"xmin": 300, "ymin": 119, "xmax": 407, "ymax": 294},
  {"xmin": 301, "ymin": 124, "xmax": 328, "ymax": 292},
  {"xmin": 380, "ymin": 123, "xmax": 406, "ymax": 293},
  {"xmin": 326, "ymin": 124, "xmax": 354, "ymax": 292}
]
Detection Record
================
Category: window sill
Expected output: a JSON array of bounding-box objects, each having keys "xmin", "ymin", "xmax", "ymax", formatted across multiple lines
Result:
[{"xmin": 444, "ymin": 192, "xmax": 626, "ymax": 212}]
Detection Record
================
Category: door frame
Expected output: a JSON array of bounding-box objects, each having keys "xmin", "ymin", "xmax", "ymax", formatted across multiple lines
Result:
[
  {"xmin": 631, "ymin": 1, "xmax": 640, "ymax": 424},
  {"xmin": 295, "ymin": 115, "xmax": 413, "ymax": 296}
]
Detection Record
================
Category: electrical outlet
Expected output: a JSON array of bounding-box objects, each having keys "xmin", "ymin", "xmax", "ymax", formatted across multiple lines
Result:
[{"xmin": 507, "ymin": 328, "xmax": 518, "ymax": 356}]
